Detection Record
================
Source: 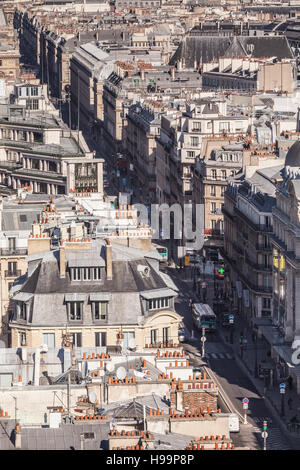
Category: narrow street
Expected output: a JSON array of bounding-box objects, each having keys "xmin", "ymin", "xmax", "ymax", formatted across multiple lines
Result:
[{"xmin": 164, "ymin": 264, "xmax": 296, "ymax": 450}]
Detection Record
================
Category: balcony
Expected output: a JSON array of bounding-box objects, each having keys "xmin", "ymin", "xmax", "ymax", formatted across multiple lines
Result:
[
  {"xmin": 5, "ymin": 270, "xmax": 21, "ymax": 278},
  {"xmin": 0, "ymin": 248, "xmax": 27, "ymax": 256},
  {"xmin": 255, "ymin": 244, "xmax": 272, "ymax": 252},
  {"xmin": 234, "ymin": 207, "xmax": 273, "ymax": 233}
]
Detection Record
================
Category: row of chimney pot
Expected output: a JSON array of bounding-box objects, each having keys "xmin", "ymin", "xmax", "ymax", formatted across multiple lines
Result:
[
  {"xmin": 186, "ymin": 442, "xmax": 234, "ymax": 450},
  {"xmin": 82, "ymin": 353, "xmax": 110, "ymax": 360},
  {"xmin": 108, "ymin": 376, "xmax": 136, "ymax": 384},
  {"xmin": 156, "ymin": 350, "xmax": 185, "ymax": 357},
  {"xmin": 110, "ymin": 430, "xmax": 152, "ymax": 438},
  {"xmin": 75, "ymin": 415, "xmax": 106, "ymax": 421},
  {"xmin": 168, "ymin": 408, "xmax": 222, "ymax": 417},
  {"xmin": 145, "ymin": 344, "xmax": 180, "ymax": 348},
  {"xmin": 111, "ymin": 446, "xmax": 145, "ymax": 450},
  {"xmin": 0, "ymin": 409, "xmax": 9, "ymax": 418}
]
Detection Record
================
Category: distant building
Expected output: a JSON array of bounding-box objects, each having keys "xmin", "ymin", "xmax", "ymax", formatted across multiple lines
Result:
[{"xmin": 10, "ymin": 238, "xmax": 181, "ymax": 349}]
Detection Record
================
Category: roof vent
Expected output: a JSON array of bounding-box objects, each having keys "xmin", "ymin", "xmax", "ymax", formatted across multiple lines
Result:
[{"xmin": 137, "ymin": 264, "xmax": 150, "ymax": 278}]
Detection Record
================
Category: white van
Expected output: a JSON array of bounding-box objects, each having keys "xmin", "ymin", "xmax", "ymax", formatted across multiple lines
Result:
[
  {"xmin": 222, "ymin": 413, "xmax": 240, "ymax": 433},
  {"xmin": 228, "ymin": 413, "xmax": 240, "ymax": 432}
]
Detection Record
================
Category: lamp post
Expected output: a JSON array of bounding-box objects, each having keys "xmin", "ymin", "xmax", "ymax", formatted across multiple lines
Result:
[
  {"xmin": 280, "ymin": 383, "xmax": 286, "ymax": 417},
  {"xmin": 254, "ymin": 328, "xmax": 258, "ymax": 378},
  {"xmin": 201, "ymin": 327, "xmax": 206, "ymax": 358}
]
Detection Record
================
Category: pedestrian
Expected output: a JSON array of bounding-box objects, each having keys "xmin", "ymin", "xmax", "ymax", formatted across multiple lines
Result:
[
  {"xmin": 288, "ymin": 397, "xmax": 293, "ymax": 411},
  {"xmin": 288, "ymin": 375, "xmax": 293, "ymax": 391}
]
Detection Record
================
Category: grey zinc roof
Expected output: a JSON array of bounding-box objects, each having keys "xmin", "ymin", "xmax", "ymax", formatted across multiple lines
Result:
[
  {"xmin": 170, "ymin": 35, "xmax": 294, "ymax": 68},
  {"xmin": 21, "ymin": 422, "xmax": 110, "ymax": 450},
  {"xmin": 2, "ymin": 208, "xmax": 42, "ymax": 231}
]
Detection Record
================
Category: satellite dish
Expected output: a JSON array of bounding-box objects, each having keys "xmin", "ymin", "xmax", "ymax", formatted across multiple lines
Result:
[
  {"xmin": 116, "ymin": 367, "xmax": 126, "ymax": 380},
  {"xmin": 106, "ymin": 363, "xmax": 115, "ymax": 372},
  {"xmin": 128, "ymin": 338, "xmax": 136, "ymax": 350},
  {"xmin": 89, "ymin": 391, "xmax": 97, "ymax": 404}
]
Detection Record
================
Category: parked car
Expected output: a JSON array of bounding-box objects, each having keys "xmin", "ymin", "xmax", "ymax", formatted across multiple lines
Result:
[
  {"xmin": 178, "ymin": 329, "xmax": 186, "ymax": 343},
  {"xmin": 192, "ymin": 366, "xmax": 202, "ymax": 379}
]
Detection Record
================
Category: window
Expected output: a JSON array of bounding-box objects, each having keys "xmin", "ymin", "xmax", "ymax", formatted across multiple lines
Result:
[
  {"xmin": 8, "ymin": 261, "xmax": 17, "ymax": 276},
  {"xmin": 221, "ymin": 170, "xmax": 227, "ymax": 180},
  {"xmin": 221, "ymin": 186, "xmax": 225, "ymax": 196},
  {"xmin": 71, "ymin": 332, "xmax": 82, "ymax": 347},
  {"xmin": 210, "ymin": 185, "xmax": 216, "ymax": 196},
  {"xmin": 72, "ymin": 268, "xmax": 81, "ymax": 281},
  {"xmin": 20, "ymin": 331, "xmax": 26, "ymax": 346},
  {"xmin": 148, "ymin": 297, "xmax": 170, "ymax": 310},
  {"xmin": 207, "ymin": 121, "xmax": 212, "ymax": 130},
  {"xmin": 93, "ymin": 268, "xmax": 101, "ymax": 280},
  {"xmin": 19, "ymin": 302, "xmax": 27, "ymax": 320},
  {"xmin": 43, "ymin": 333, "xmax": 55, "ymax": 348},
  {"xmin": 71, "ymin": 267, "xmax": 101, "ymax": 281},
  {"xmin": 26, "ymin": 99, "xmax": 39, "ymax": 110},
  {"xmin": 31, "ymin": 86, "xmax": 38, "ymax": 96},
  {"xmin": 150, "ymin": 329, "xmax": 157, "ymax": 344},
  {"xmin": 67, "ymin": 302, "xmax": 83, "ymax": 320},
  {"xmin": 93, "ymin": 301, "xmax": 107, "ymax": 320},
  {"xmin": 82, "ymin": 268, "xmax": 91, "ymax": 281},
  {"xmin": 211, "ymin": 220, "xmax": 217, "ymax": 229},
  {"xmin": 162, "ymin": 327, "xmax": 170, "ymax": 343},
  {"xmin": 211, "ymin": 169, "xmax": 217, "ymax": 180},
  {"xmin": 95, "ymin": 332, "xmax": 107, "ymax": 347},
  {"xmin": 191, "ymin": 136, "xmax": 199, "ymax": 147},
  {"xmin": 210, "ymin": 202, "xmax": 216, "ymax": 213},
  {"xmin": 192, "ymin": 121, "xmax": 201, "ymax": 131},
  {"xmin": 263, "ymin": 298, "xmax": 271, "ymax": 309},
  {"xmin": 219, "ymin": 122, "xmax": 230, "ymax": 133},
  {"xmin": 187, "ymin": 151, "xmax": 195, "ymax": 158}
]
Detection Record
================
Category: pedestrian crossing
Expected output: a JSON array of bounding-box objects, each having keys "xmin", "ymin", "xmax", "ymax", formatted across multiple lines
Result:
[
  {"xmin": 253, "ymin": 417, "xmax": 273, "ymax": 425},
  {"xmin": 204, "ymin": 352, "xmax": 234, "ymax": 360},
  {"xmin": 251, "ymin": 418, "xmax": 291, "ymax": 450}
]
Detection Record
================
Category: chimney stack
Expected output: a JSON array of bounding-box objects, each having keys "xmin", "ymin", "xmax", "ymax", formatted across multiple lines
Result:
[
  {"xmin": 106, "ymin": 238, "xmax": 113, "ymax": 280},
  {"xmin": 59, "ymin": 245, "xmax": 66, "ymax": 278}
]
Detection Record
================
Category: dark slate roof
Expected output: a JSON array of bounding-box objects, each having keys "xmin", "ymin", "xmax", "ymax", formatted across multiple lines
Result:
[
  {"xmin": 169, "ymin": 35, "xmax": 294, "ymax": 67},
  {"xmin": 21, "ymin": 422, "xmax": 110, "ymax": 450},
  {"xmin": 20, "ymin": 254, "xmax": 167, "ymax": 295},
  {"xmin": 285, "ymin": 140, "xmax": 300, "ymax": 167}
]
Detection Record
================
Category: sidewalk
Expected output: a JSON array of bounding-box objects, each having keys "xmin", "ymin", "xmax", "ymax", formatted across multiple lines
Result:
[
  {"xmin": 170, "ymin": 264, "xmax": 300, "ymax": 439},
  {"xmin": 215, "ymin": 301, "xmax": 300, "ymax": 438}
]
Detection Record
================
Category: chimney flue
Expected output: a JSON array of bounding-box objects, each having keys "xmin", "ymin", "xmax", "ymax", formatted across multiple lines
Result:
[
  {"xmin": 59, "ymin": 245, "xmax": 66, "ymax": 278},
  {"xmin": 106, "ymin": 238, "xmax": 112, "ymax": 280}
]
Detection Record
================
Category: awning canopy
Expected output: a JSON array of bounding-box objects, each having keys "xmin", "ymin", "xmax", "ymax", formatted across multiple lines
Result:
[
  {"xmin": 13, "ymin": 292, "xmax": 33, "ymax": 302},
  {"xmin": 140, "ymin": 288, "xmax": 177, "ymax": 300},
  {"xmin": 64, "ymin": 293, "xmax": 86, "ymax": 302},
  {"xmin": 89, "ymin": 293, "xmax": 111, "ymax": 302}
]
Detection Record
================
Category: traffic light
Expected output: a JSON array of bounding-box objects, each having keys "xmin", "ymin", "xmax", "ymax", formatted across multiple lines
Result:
[{"xmin": 263, "ymin": 421, "xmax": 267, "ymax": 431}]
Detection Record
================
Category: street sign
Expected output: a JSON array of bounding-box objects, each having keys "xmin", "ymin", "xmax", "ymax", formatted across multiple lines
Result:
[
  {"xmin": 243, "ymin": 403, "xmax": 248, "ymax": 410},
  {"xmin": 280, "ymin": 388, "xmax": 285, "ymax": 394},
  {"xmin": 242, "ymin": 397, "xmax": 249, "ymax": 404},
  {"xmin": 184, "ymin": 256, "xmax": 190, "ymax": 267},
  {"xmin": 261, "ymin": 431, "xmax": 268, "ymax": 439},
  {"xmin": 201, "ymin": 337, "xmax": 206, "ymax": 343},
  {"xmin": 279, "ymin": 383, "xmax": 286, "ymax": 389}
]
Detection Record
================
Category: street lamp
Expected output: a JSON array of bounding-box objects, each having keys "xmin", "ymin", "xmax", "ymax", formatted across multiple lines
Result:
[
  {"xmin": 254, "ymin": 327, "xmax": 258, "ymax": 378},
  {"xmin": 280, "ymin": 382, "xmax": 286, "ymax": 417},
  {"xmin": 201, "ymin": 327, "xmax": 206, "ymax": 358}
]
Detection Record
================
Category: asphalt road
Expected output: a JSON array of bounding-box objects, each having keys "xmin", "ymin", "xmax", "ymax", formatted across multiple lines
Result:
[{"xmin": 167, "ymin": 266, "xmax": 295, "ymax": 450}]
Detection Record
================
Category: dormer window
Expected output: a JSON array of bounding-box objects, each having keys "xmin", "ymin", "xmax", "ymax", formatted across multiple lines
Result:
[
  {"xmin": 68, "ymin": 301, "xmax": 83, "ymax": 321},
  {"xmin": 148, "ymin": 297, "xmax": 170, "ymax": 310},
  {"xmin": 70, "ymin": 267, "xmax": 101, "ymax": 281}
]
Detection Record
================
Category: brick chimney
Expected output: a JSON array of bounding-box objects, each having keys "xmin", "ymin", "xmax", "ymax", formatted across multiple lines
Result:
[
  {"xmin": 106, "ymin": 238, "xmax": 112, "ymax": 280},
  {"xmin": 59, "ymin": 245, "xmax": 66, "ymax": 278}
]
